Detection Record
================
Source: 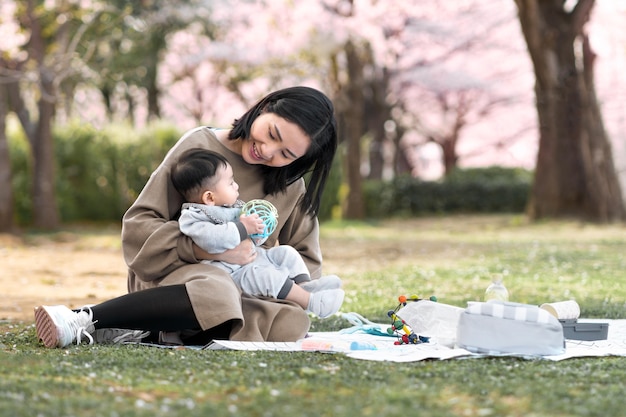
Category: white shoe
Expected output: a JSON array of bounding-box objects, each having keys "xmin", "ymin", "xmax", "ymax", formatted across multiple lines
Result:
[
  {"xmin": 299, "ymin": 275, "xmax": 343, "ymax": 293},
  {"xmin": 307, "ymin": 289, "xmax": 345, "ymax": 318},
  {"xmin": 34, "ymin": 305, "xmax": 96, "ymax": 348},
  {"xmin": 93, "ymin": 328, "xmax": 150, "ymax": 345}
]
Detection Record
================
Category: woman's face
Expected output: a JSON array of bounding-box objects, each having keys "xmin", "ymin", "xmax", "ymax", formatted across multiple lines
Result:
[{"xmin": 243, "ymin": 113, "xmax": 311, "ymax": 168}]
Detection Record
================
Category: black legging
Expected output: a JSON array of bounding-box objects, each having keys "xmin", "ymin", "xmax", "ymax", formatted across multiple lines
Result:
[{"xmin": 89, "ymin": 285, "xmax": 200, "ymax": 332}]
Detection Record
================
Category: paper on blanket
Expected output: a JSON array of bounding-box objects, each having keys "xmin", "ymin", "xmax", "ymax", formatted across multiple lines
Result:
[
  {"xmin": 205, "ymin": 340, "xmax": 299, "ymax": 351},
  {"xmin": 205, "ymin": 331, "xmax": 394, "ymax": 352},
  {"xmin": 543, "ymin": 319, "xmax": 626, "ymax": 361},
  {"xmin": 203, "ymin": 319, "xmax": 626, "ymax": 363},
  {"xmin": 348, "ymin": 319, "xmax": 626, "ymax": 362},
  {"xmin": 205, "ymin": 333, "xmax": 474, "ymax": 361},
  {"xmin": 346, "ymin": 343, "xmax": 473, "ymax": 362}
]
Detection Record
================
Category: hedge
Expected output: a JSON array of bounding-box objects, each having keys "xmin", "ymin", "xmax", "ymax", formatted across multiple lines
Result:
[
  {"xmin": 363, "ymin": 167, "xmax": 532, "ymax": 218},
  {"xmin": 8, "ymin": 122, "xmax": 181, "ymax": 225},
  {"xmin": 7, "ymin": 124, "xmax": 531, "ymax": 225}
]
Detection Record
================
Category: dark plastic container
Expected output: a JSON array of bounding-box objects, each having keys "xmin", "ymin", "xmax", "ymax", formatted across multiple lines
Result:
[{"xmin": 559, "ymin": 319, "xmax": 609, "ymax": 341}]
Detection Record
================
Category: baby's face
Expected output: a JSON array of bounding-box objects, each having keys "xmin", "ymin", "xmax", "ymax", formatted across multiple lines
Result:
[{"xmin": 209, "ymin": 163, "xmax": 239, "ymax": 206}]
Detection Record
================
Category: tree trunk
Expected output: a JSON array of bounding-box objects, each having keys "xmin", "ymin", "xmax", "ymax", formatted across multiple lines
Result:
[
  {"xmin": 32, "ymin": 70, "xmax": 60, "ymax": 229},
  {"xmin": 515, "ymin": 0, "xmax": 624, "ymax": 222},
  {"xmin": 0, "ymin": 83, "xmax": 15, "ymax": 232},
  {"xmin": 343, "ymin": 40, "xmax": 365, "ymax": 219},
  {"xmin": 392, "ymin": 124, "xmax": 411, "ymax": 176},
  {"xmin": 367, "ymin": 115, "xmax": 385, "ymax": 180},
  {"xmin": 145, "ymin": 33, "xmax": 163, "ymax": 121},
  {"xmin": 9, "ymin": 70, "xmax": 60, "ymax": 230},
  {"xmin": 366, "ymin": 60, "xmax": 389, "ymax": 180},
  {"xmin": 24, "ymin": 0, "xmax": 60, "ymax": 230},
  {"xmin": 441, "ymin": 136, "xmax": 459, "ymax": 176}
]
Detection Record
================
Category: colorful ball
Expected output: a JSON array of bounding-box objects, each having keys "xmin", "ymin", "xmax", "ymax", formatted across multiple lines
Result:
[{"xmin": 241, "ymin": 199, "xmax": 278, "ymax": 239}]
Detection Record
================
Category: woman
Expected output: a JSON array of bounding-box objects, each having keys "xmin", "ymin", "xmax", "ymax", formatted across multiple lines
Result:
[{"xmin": 34, "ymin": 86, "xmax": 340, "ymax": 348}]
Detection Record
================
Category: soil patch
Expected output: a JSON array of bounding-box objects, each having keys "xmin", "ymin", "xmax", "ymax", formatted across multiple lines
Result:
[
  {"xmin": 0, "ymin": 221, "xmax": 436, "ymax": 323},
  {"xmin": 1, "ymin": 232, "xmax": 128, "ymax": 323}
]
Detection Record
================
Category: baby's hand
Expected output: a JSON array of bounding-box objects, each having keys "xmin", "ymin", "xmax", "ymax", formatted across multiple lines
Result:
[{"xmin": 240, "ymin": 213, "xmax": 265, "ymax": 235}]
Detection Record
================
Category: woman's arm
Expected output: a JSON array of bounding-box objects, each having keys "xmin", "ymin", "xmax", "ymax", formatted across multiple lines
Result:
[
  {"xmin": 122, "ymin": 128, "xmax": 265, "ymax": 282},
  {"xmin": 122, "ymin": 206, "xmax": 195, "ymax": 282},
  {"xmin": 193, "ymin": 239, "xmax": 257, "ymax": 265},
  {"xmin": 121, "ymin": 129, "xmax": 215, "ymax": 282}
]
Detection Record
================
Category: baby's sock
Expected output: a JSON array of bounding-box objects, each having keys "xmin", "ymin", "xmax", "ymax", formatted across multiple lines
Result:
[
  {"xmin": 306, "ymin": 288, "xmax": 345, "ymax": 318},
  {"xmin": 299, "ymin": 275, "xmax": 342, "ymax": 292}
]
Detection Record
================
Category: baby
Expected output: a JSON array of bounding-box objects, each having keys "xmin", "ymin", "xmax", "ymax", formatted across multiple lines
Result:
[{"xmin": 171, "ymin": 148, "xmax": 344, "ymax": 318}]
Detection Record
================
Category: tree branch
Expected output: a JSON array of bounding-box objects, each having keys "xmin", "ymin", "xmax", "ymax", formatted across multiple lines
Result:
[{"xmin": 571, "ymin": 0, "xmax": 595, "ymax": 33}]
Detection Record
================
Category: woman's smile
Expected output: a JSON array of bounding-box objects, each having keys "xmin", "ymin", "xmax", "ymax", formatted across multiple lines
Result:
[
  {"xmin": 250, "ymin": 141, "xmax": 266, "ymax": 162},
  {"xmin": 244, "ymin": 113, "xmax": 311, "ymax": 167}
]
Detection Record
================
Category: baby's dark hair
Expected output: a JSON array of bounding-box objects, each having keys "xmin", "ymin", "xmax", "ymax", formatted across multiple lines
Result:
[{"xmin": 171, "ymin": 148, "xmax": 229, "ymax": 202}]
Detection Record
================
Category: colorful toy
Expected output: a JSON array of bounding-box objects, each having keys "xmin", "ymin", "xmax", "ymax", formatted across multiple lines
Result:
[
  {"xmin": 387, "ymin": 294, "xmax": 437, "ymax": 345},
  {"xmin": 241, "ymin": 199, "xmax": 278, "ymax": 241}
]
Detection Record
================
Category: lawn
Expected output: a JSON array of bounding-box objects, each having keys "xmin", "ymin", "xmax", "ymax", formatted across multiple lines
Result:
[{"xmin": 1, "ymin": 215, "xmax": 625, "ymax": 417}]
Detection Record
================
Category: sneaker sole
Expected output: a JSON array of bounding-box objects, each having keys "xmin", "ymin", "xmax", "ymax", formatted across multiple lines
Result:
[{"xmin": 34, "ymin": 306, "xmax": 60, "ymax": 348}]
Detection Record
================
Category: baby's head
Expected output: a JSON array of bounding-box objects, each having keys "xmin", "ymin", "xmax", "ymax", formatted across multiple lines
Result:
[{"xmin": 171, "ymin": 148, "xmax": 239, "ymax": 206}]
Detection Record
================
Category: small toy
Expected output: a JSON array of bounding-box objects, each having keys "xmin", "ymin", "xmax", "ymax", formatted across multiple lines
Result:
[
  {"xmin": 241, "ymin": 199, "xmax": 278, "ymax": 242},
  {"xmin": 387, "ymin": 294, "xmax": 437, "ymax": 345}
]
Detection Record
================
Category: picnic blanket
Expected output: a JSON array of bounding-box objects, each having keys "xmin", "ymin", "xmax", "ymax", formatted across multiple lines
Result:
[{"xmin": 204, "ymin": 318, "xmax": 626, "ymax": 362}]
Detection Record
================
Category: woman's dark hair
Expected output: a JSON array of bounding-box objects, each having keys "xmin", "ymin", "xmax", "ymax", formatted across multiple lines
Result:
[
  {"xmin": 228, "ymin": 86, "xmax": 338, "ymax": 217},
  {"xmin": 171, "ymin": 148, "xmax": 229, "ymax": 202}
]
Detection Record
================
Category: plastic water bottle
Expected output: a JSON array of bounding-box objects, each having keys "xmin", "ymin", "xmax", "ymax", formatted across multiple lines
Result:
[{"xmin": 484, "ymin": 277, "xmax": 509, "ymax": 302}]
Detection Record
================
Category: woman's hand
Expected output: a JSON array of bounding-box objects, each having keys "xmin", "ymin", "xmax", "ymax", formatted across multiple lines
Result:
[{"xmin": 193, "ymin": 239, "xmax": 257, "ymax": 265}]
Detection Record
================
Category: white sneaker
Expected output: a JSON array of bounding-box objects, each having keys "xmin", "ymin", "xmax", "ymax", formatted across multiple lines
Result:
[
  {"xmin": 299, "ymin": 275, "xmax": 343, "ymax": 293},
  {"xmin": 307, "ymin": 289, "xmax": 345, "ymax": 318},
  {"xmin": 93, "ymin": 328, "xmax": 150, "ymax": 345},
  {"xmin": 34, "ymin": 305, "xmax": 96, "ymax": 348}
]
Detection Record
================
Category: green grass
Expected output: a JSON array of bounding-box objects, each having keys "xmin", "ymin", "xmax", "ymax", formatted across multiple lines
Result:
[{"xmin": 2, "ymin": 215, "xmax": 626, "ymax": 417}]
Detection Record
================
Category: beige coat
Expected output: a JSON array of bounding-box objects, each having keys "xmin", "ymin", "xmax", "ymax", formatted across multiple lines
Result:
[{"xmin": 122, "ymin": 127, "xmax": 322, "ymax": 341}]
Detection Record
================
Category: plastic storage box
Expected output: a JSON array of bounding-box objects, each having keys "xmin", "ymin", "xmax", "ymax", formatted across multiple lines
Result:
[{"xmin": 559, "ymin": 319, "xmax": 608, "ymax": 341}]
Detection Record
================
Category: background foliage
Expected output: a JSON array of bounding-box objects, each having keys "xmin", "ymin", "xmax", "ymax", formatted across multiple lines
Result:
[
  {"xmin": 8, "ymin": 123, "xmax": 181, "ymax": 225},
  {"xmin": 2, "ymin": 0, "xmax": 624, "ymax": 230},
  {"xmin": 364, "ymin": 167, "xmax": 531, "ymax": 218},
  {"xmin": 7, "ymin": 125, "xmax": 530, "ymax": 225}
]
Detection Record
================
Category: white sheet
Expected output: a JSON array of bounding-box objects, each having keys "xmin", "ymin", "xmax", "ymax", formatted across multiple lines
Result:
[{"xmin": 205, "ymin": 319, "xmax": 626, "ymax": 362}]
